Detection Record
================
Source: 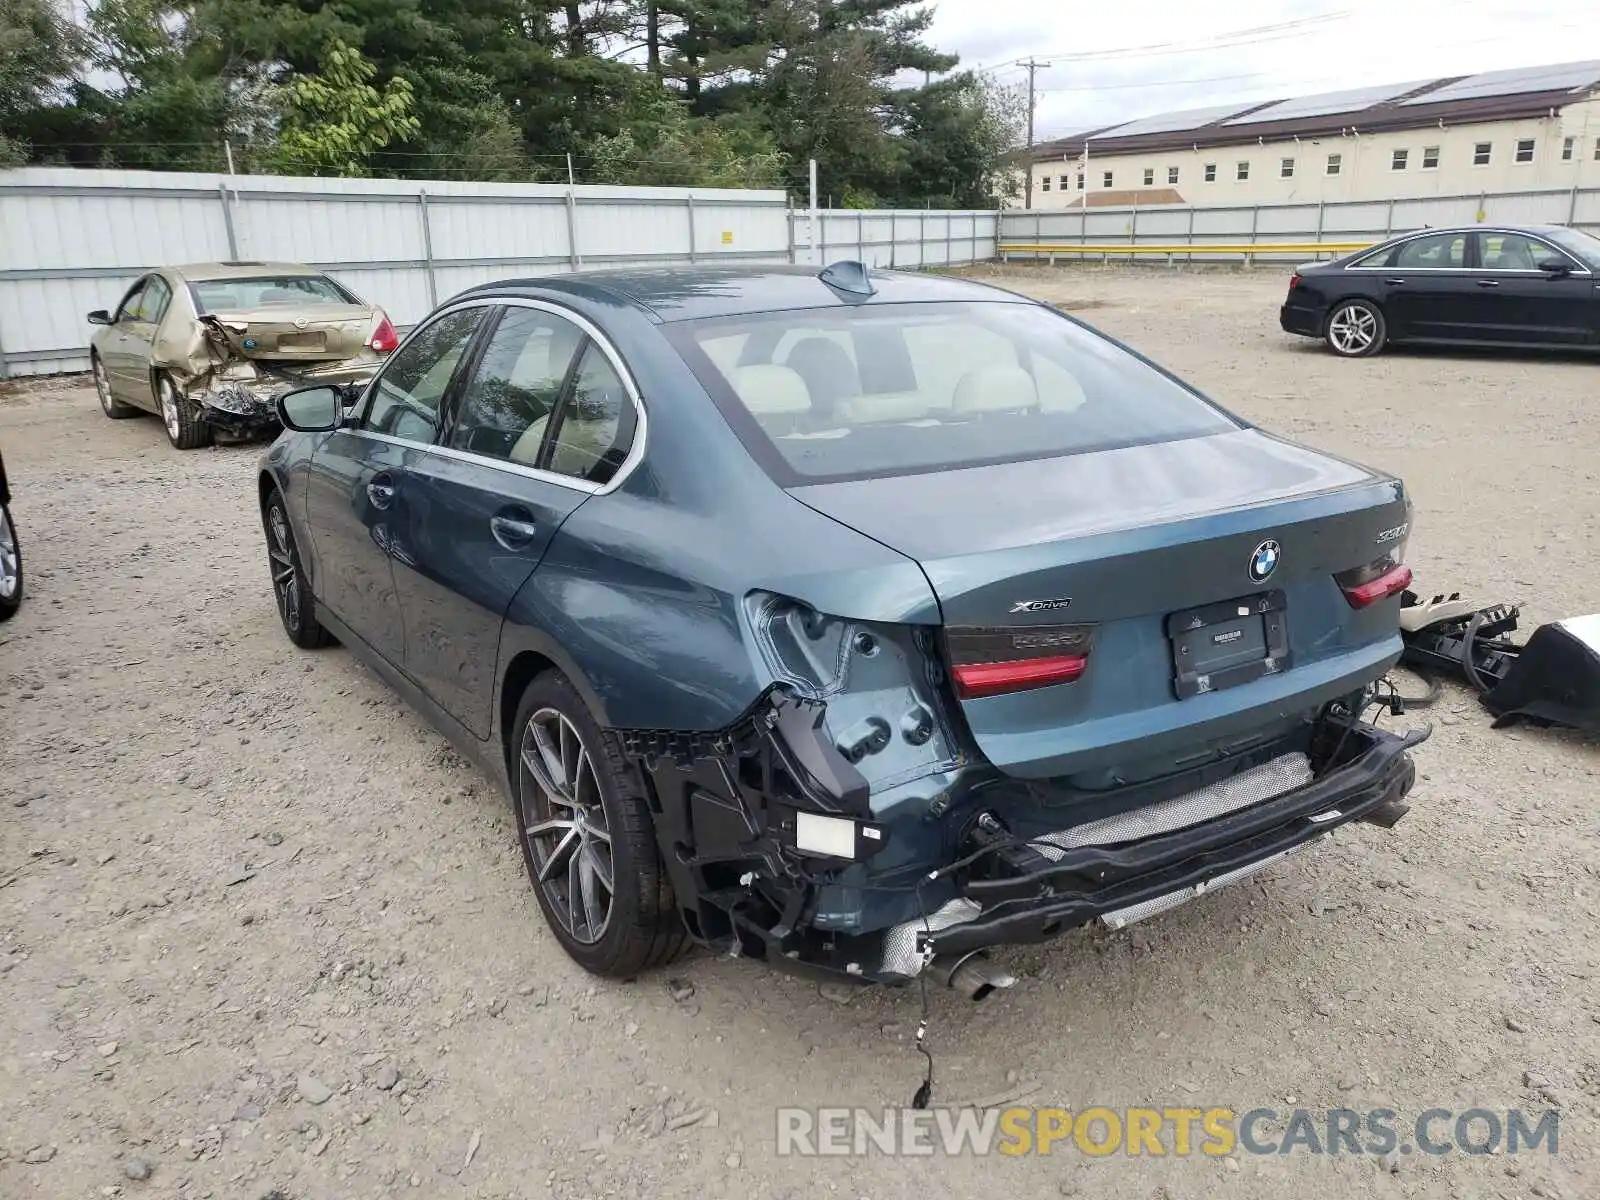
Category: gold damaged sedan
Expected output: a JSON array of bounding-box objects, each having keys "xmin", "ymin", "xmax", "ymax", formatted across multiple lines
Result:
[{"xmin": 88, "ymin": 261, "xmax": 400, "ymax": 449}]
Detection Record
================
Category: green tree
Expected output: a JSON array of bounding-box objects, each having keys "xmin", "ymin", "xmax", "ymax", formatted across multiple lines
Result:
[
  {"xmin": 587, "ymin": 84, "xmax": 782, "ymax": 187},
  {"xmin": 894, "ymin": 72, "xmax": 1025, "ymax": 207},
  {"xmin": 275, "ymin": 39, "xmax": 421, "ymax": 176},
  {"xmin": 0, "ymin": 0, "xmax": 88, "ymax": 164}
]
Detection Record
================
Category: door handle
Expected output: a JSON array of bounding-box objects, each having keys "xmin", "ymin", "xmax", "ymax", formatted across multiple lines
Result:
[
  {"xmin": 490, "ymin": 511, "xmax": 539, "ymax": 550},
  {"xmin": 366, "ymin": 475, "xmax": 395, "ymax": 509},
  {"xmin": 1476, "ymin": 279, "xmax": 1500, "ymax": 288},
  {"xmin": 1383, "ymin": 278, "xmax": 1405, "ymax": 286}
]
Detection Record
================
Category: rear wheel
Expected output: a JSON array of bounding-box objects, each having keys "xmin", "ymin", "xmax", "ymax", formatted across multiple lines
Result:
[
  {"xmin": 263, "ymin": 491, "xmax": 329, "ymax": 649},
  {"xmin": 1324, "ymin": 300, "xmax": 1387, "ymax": 357},
  {"xmin": 92, "ymin": 355, "xmax": 137, "ymax": 419},
  {"xmin": 0, "ymin": 503, "xmax": 21, "ymax": 622},
  {"xmin": 512, "ymin": 671, "xmax": 689, "ymax": 977},
  {"xmin": 158, "ymin": 374, "xmax": 212, "ymax": 450}
]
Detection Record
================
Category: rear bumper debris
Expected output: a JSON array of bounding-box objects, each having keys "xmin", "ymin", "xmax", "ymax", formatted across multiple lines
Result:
[
  {"xmin": 923, "ymin": 721, "xmax": 1419, "ymax": 958},
  {"xmin": 199, "ymin": 382, "xmax": 282, "ymax": 437}
]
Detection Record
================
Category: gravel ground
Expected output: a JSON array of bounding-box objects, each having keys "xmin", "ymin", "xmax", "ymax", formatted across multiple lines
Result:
[{"xmin": 2, "ymin": 267, "xmax": 1598, "ymax": 1200}]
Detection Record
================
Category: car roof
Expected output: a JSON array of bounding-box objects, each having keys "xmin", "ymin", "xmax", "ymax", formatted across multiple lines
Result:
[
  {"xmin": 454, "ymin": 264, "xmax": 1035, "ymax": 322},
  {"xmin": 167, "ymin": 261, "xmax": 328, "ymax": 282}
]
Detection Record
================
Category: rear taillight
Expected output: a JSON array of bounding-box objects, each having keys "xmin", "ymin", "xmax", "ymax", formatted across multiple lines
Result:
[
  {"xmin": 1336, "ymin": 554, "xmax": 1412, "ymax": 609},
  {"xmin": 945, "ymin": 624, "xmax": 1095, "ymax": 699},
  {"xmin": 1289, "ymin": 272, "xmax": 1302, "ymax": 290},
  {"xmin": 368, "ymin": 312, "xmax": 399, "ymax": 353}
]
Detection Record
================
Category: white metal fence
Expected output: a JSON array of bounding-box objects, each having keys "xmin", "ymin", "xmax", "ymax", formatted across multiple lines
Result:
[
  {"xmin": 0, "ymin": 169, "xmax": 1004, "ymax": 378},
  {"xmin": 0, "ymin": 168, "xmax": 796, "ymax": 377},
  {"xmin": 794, "ymin": 208, "xmax": 999, "ymax": 271},
  {"xmin": 998, "ymin": 185, "xmax": 1600, "ymax": 264}
]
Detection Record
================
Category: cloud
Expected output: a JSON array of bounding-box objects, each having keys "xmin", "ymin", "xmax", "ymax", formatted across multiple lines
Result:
[{"xmin": 921, "ymin": 0, "xmax": 1596, "ymax": 138}]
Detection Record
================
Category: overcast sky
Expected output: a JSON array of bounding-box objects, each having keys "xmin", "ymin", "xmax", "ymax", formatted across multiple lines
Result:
[{"xmin": 921, "ymin": 0, "xmax": 1598, "ymax": 141}]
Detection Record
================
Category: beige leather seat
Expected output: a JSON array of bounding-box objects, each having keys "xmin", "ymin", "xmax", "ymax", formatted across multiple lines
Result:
[
  {"xmin": 951, "ymin": 365, "xmax": 1040, "ymax": 416},
  {"xmin": 733, "ymin": 364, "xmax": 813, "ymax": 434}
]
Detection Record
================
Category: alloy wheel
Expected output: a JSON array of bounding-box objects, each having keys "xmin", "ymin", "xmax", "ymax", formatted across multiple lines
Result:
[
  {"xmin": 266, "ymin": 505, "xmax": 300, "ymax": 630},
  {"xmin": 518, "ymin": 708, "xmax": 615, "ymax": 945},
  {"xmin": 160, "ymin": 378, "xmax": 181, "ymax": 439},
  {"xmin": 1328, "ymin": 304, "xmax": 1378, "ymax": 354},
  {"xmin": 93, "ymin": 359, "xmax": 113, "ymax": 414},
  {"xmin": 0, "ymin": 511, "xmax": 17, "ymax": 601}
]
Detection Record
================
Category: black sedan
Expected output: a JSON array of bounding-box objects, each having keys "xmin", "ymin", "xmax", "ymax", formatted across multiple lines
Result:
[{"xmin": 1280, "ymin": 223, "xmax": 1600, "ymax": 357}]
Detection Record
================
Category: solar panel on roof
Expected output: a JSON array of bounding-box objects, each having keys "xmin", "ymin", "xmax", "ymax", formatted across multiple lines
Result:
[
  {"xmin": 1399, "ymin": 60, "xmax": 1600, "ymax": 105},
  {"xmin": 1223, "ymin": 80, "xmax": 1434, "ymax": 125},
  {"xmin": 1089, "ymin": 100, "xmax": 1259, "ymax": 139}
]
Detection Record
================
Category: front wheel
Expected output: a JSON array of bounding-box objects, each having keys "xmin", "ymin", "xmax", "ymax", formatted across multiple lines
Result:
[
  {"xmin": 158, "ymin": 375, "xmax": 212, "ymax": 450},
  {"xmin": 0, "ymin": 503, "xmax": 21, "ymax": 622},
  {"xmin": 263, "ymin": 491, "xmax": 329, "ymax": 649},
  {"xmin": 512, "ymin": 671, "xmax": 689, "ymax": 977},
  {"xmin": 1324, "ymin": 300, "xmax": 1387, "ymax": 357},
  {"xmin": 93, "ymin": 355, "xmax": 138, "ymax": 419}
]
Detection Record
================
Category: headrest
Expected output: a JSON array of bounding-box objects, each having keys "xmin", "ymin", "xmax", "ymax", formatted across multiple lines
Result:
[
  {"xmin": 734, "ymin": 364, "xmax": 812, "ymax": 417},
  {"xmin": 951, "ymin": 365, "xmax": 1040, "ymax": 415}
]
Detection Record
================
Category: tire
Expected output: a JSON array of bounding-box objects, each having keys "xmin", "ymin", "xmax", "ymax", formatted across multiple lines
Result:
[
  {"xmin": 1324, "ymin": 299, "xmax": 1387, "ymax": 357},
  {"xmin": 0, "ymin": 503, "xmax": 21, "ymax": 623},
  {"xmin": 158, "ymin": 374, "xmax": 212, "ymax": 449},
  {"xmin": 511, "ymin": 671, "xmax": 689, "ymax": 977},
  {"xmin": 262, "ymin": 490, "xmax": 330, "ymax": 649},
  {"xmin": 92, "ymin": 354, "xmax": 138, "ymax": 419}
]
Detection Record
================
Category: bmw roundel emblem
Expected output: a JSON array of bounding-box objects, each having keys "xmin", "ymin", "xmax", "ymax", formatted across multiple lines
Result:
[{"xmin": 1249, "ymin": 539, "xmax": 1281, "ymax": 583}]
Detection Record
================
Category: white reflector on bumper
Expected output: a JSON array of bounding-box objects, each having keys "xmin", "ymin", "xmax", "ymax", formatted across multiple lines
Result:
[{"xmin": 795, "ymin": 811, "xmax": 857, "ymax": 858}]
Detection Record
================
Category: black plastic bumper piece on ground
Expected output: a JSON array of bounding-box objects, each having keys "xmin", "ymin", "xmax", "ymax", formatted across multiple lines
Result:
[{"xmin": 923, "ymin": 724, "xmax": 1419, "ymax": 958}]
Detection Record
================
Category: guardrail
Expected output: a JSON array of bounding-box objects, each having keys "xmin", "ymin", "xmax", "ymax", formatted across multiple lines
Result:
[{"xmin": 998, "ymin": 240, "xmax": 1373, "ymax": 265}]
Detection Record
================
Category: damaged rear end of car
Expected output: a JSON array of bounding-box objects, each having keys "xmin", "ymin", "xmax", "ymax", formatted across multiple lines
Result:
[
  {"xmin": 615, "ymin": 292, "xmax": 1425, "ymax": 994},
  {"xmin": 159, "ymin": 267, "xmax": 397, "ymax": 438}
]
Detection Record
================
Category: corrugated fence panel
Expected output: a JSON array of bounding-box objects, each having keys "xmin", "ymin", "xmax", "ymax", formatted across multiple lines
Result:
[{"xmin": 0, "ymin": 168, "xmax": 791, "ymax": 376}]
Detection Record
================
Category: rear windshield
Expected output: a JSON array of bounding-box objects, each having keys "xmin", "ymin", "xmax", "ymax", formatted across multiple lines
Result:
[
  {"xmin": 668, "ymin": 301, "xmax": 1239, "ymax": 483},
  {"xmin": 189, "ymin": 275, "xmax": 358, "ymax": 314}
]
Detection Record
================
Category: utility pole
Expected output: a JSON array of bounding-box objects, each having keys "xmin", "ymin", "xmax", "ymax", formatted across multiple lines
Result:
[{"xmin": 1021, "ymin": 58, "xmax": 1051, "ymax": 209}]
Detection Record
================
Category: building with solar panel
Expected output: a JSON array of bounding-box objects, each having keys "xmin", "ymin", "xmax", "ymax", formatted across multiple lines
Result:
[{"xmin": 1024, "ymin": 61, "xmax": 1600, "ymax": 209}]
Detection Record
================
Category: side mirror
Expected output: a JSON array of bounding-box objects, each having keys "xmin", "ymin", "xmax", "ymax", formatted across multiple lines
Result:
[
  {"xmin": 1537, "ymin": 258, "xmax": 1572, "ymax": 277},
  {"xmin": 87, "ymin": 309, "xmax": 113, "ymax": 326},
  {"xmin": 276, "ymin": 385, "xmax": 344, "ymax": 433}
]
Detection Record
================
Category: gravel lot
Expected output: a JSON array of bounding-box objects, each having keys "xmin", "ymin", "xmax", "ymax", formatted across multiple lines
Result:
[{"xmin": 3, "ymin": 267, "xmax": 1598, "ymax": 1200}]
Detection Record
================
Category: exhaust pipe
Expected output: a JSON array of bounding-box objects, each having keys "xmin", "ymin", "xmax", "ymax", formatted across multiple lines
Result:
[{"xmin": 927, "ymin": 951, "xmax": 1016, "ymax": 1001}]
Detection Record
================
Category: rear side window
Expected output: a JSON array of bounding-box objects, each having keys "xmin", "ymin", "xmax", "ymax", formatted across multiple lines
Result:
[
  {"xmin": 448, "ymin": 306, "xmax": 585, "ymax": 464},
  {"xmin": 545, "ymin": 344, "xmax": 636, "ymax": 484},
  {"xmin": 1392, "ymin": 232, "xmax": 1466, "ymax": 269},
  {"xmin": 669, "ymin": 302, "xmax": 1237, "ymax": 484}
]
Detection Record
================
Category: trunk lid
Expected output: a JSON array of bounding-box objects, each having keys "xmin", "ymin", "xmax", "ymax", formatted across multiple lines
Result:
[
  {"xmin": 789, "ymin": 429, "xmax": 1411, "ymax": 782},
  {"xmin": 201, "ymin": 305, "xmax": 375, "ymax": 362}
]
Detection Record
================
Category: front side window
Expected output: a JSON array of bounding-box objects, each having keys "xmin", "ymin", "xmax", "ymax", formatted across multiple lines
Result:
[
  {"xmin": 1474, "ymin": 141, "xmax": 1492, "ymax": 166},
  {"xmin": 1422, "ymin": 146, "xmax": 1439, "ymax": 169},
  {"xmin": 1478, "ymin": 232, "xmax": 1564, "ymax": 271},
  {"xmin": 136, "ymin": 275, "xmax": 173, "ymax": 323},
  {"xmin": 1515, "ymin": 138, "xmax": 1535, "ymax": 164},
  {"xmin": 448, "ymin": 306, "xmax": 585, "ymax": 464},
  {"xmin": 115, "ymin": 279, "xmax": 149, "ymax": 322},
  {"xmin": 1391, "ymin": 149, "xmax": 1409, "ymax": 171},
  {"xmin": 669, "ymin": 302, "xmax": 1239, "ymax": 485},
  {"xmin": 362, "ymin": 308, "xmax": 485, "ymax": 443},
  {"xmin": 190, "ymin": 275, "xmax": 356, "ymax": 314},
  {"xmin": 545, "ymin": 344, "xmax": 636, "ymax": 484},
  {"xmin": 1237, "ymin": 161, "xmax": 1250, "ymax": 180},
  {"xmin": 1326, "ymin": 153, "xmax": 1342, "ymax": 176},
  {"xmin": 1539, "ymin": 225, "xmax": 1600, "ymax": 269},
  {"xmin": 1392, "ymin": 232, "xmax": 1467, "ymax": 269},
  {"xmin": 1280, "ymin": 157, "xmax": 1294, "ymax": 178}
]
